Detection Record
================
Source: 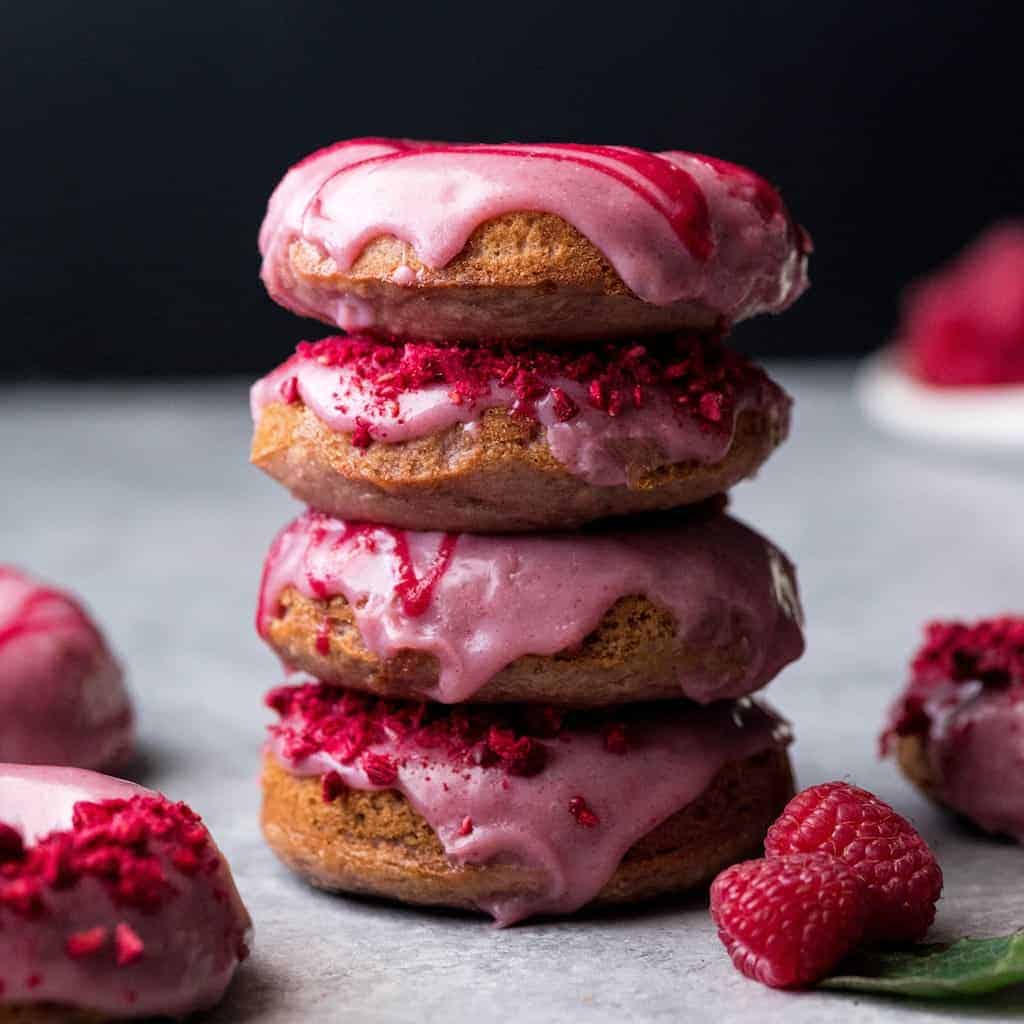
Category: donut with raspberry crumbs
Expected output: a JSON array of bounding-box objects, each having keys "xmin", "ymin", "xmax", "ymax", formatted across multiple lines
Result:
[
  {"xmin": 882, "ymin": 616, "xmax": 1024, "ymax": 842},
  {"xmin": 260, "ymin": 685, "xmax": 794, "ymax": 925},
  {"xmin": 256, "ymin": 507, "xmax": 804, "ymax": 707},
  {"xmin": 250, "ymin": 334, "xmax": 791, "ymax": 532},
  {"xmin": 0, "ymin": 566, "xmax": 133, "ymax": 770},
  {"xmin": 259, "ymin": 139, "xmax": 809, "ymax": 341},
  {"xmin": 0, "ymin": 764, "xmax": 251, "ymax": 1020}
]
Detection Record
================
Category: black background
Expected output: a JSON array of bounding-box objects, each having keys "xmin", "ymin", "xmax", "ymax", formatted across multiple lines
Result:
[{"xmin": 4, "ymin": 1, "xmax": 1020, "ymax": 378}]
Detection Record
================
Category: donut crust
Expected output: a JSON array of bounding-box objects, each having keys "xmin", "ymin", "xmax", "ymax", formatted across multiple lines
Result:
[
  {"xmin": 267, "ymin": 589, "xmax": 758, "ymax": 707},
  {"xmin": 289, "ymin": 212, "xmax": 722, "ymax": 341},
  {"xmin": 261, "ymin": 747, "xmax": 794, "ymax": 913},
  {"xmin": 0, "ymin": 1009, "xmax": 104, "ymax": 1023},
  {"xmin": 251, "ymin": 400, "xmax": 785, "ymax": 533},
  {"xmin": 894, "ymin": 733, "xmax": 944, "ymax": 804}
]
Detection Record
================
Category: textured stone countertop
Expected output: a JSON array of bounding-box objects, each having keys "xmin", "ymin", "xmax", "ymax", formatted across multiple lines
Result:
[{"xmin": 1, "ymin": 365, "xmax": 1021, "ymax": 1022}]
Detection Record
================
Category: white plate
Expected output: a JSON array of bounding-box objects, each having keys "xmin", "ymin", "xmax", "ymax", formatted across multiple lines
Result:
[{"xmin": 856, "ymin": 348, "xmax": 1024, "ymax": 450}]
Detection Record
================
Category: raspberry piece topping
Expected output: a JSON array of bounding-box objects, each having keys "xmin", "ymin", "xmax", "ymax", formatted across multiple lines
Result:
[
  {"xmin": 114, "ymin": 922, "xmax": 145, "ymax": 966},
  {"xmin": 361, "ymin": 752, "xmax": 399, "ymax": 787},
  {"xmin": 0, "ymin": 823, "xmax": 25, "ymax": 862},
  {"xmin": 0, "ymin": 796, "xmax": 218, "ymax": 926},
  {"xmin": 883, "ymin": 616, "xmax": 1024, "ymax": 750},
  {"xmin": 764, "ymin": 782, "xmax": 942, "ymax": 942},
  {"xmin": 320, "ymin": 771, "xmax": 346, "ymax": 803},
  {"xmin": 285, "ymin": 330, "xmax": 762, "ymax": 429},
  {"xmin": 65, "ymin": 926, "xmax": 108, "ymax": 959},
  {"xmin": 568, "ymin": 796, "xmax": 599, "ymax": 828},
  {"xmin": 710, "ymin": 853, "xmax": 868, "ymax": 988}
]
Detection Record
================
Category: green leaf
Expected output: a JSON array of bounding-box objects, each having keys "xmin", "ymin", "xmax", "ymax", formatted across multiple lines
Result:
[{"xmin": 819, "ymin": 932, "xmax": 1024, "ymax": 999}]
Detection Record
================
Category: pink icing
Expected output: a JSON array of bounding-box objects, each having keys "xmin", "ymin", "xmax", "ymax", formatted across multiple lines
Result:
[
  {"xmin": 882, "ymin": 617, "xmax": 1024, "ymax": 841},
  {"xmin": 267, "ymin": 684, "xmax": 790, "ymax": 925},
  {"xmin": 258, "ymin": 138, "xmax": 810, "ymax": 330},
  {"xmin": 250, "ymin": 336, "xmax": 790, "ymax": 486},
  {"xmin": 257, "ymin": 509, "xmax": 804, "ymax": 704},
  {"xmin": 890, "ymin": 682, "xmax": 1024, "ymax": 842},
  {"xmin": 0, "ymin": 566, "xmax": 133, "ymax": 769},
  {"xmin": 0, "ymin": 764, "xmax": 251, "ymax": 1017}
]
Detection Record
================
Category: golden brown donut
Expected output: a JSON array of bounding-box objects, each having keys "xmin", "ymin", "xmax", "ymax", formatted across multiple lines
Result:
[
  {"xmin": 251, "ymin": 400, "xmax": 786, "ymax": 533},
  {"xmin": 261, "ymin": 747, "xmax": 794, "ymax": 914}
]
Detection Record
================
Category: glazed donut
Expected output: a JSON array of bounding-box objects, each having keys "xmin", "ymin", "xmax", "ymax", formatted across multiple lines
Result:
[
  {"xmin": 0, "ymin": 764, "xmax": 251, "ymax": 1020},
  {"xmin": 0, "ymin": 567, "xmax": 132, "ymax": 770},
  {"xmin": 259, "ymin": 139, "xmax": 810, "ymax": 341},
  {"xmin": 256, "ymin": 506, "xmax": 804, "ymax": 707},
  {"xmin": 882, "ymin": 616, "xmax": 1024, "ymax": 842},
  {"xmin": 250, "ymin": 334, "xmax": 791, "ymax": 532},
  {"xmin": 261, "ymin": 684, "xmax": 794, "ymax": 924}
]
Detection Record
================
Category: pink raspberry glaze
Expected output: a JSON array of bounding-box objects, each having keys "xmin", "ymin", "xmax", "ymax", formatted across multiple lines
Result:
[
  {"xmin": 266, "ymin": 684, "xmax": 791, "ymax": 925},
  {"xmin": 258, "ymin": 138, "xmax": 810, "ymax": 330},
  {"xmin": 883, "ymin": 617, "xmax": 1024, "ymax": 841},
  {"xmin": 257, "ymin": 508, "xmax": 804, "ymax": 704},
  {"xmin": 0, "ymin": 566, "xmax": 133, "ymax": 769},
  {"xmin": 251, "ymin": 335, "xmax": 791, "ymax": 486},
  {"xmin": 0, "ymin": 764, "xmax": 252, "ymax": 1017}
]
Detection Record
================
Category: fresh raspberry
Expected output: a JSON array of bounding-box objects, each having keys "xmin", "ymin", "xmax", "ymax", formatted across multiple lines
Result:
[
  {"xmin": 764, "ymin": 782, "xmax": 942, "ymax": 942},
  {"xmin": 710, "ymin": 853, "xmax": 868, "ymax": 988}
]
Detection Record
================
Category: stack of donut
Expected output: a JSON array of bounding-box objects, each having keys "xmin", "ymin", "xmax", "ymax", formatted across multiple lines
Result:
[{"xmin": 251, "ymin": 139, "xmax": 811, "ymax": 925}]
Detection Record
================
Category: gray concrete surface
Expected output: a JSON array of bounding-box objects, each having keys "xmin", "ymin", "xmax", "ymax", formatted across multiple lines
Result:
[{"xmin": 1, "ymin": 365, "xmax": 1021, "ymax": 1022}]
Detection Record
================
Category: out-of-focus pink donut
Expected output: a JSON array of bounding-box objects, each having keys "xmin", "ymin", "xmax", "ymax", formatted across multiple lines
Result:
[
  {"xmin": 0, "ymin": 566, "xmax": 133, "ymax": 769},
  {"xmin": 0, "ymin": 764, "xmax": 251, "ymax": 1018}
]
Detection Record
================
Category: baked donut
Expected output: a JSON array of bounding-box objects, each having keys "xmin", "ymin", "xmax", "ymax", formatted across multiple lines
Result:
[
  {"xmin": 0, "ymin": 567, "xmax": 132, "ymax": 769},
  {"xmin": 0, "ymin": 764, "xmax": 251, "ymax": 1019},
  {"xmin": 258, "ymin": 139, "xmax": 810, "ymax": 341},
  {"xmin": 257, "ymin": 506, "xmax": 804, "ymax": 707},
  {"xmin": 882, "ymin": 616, "xmax": 1024, "ymax": 842},
  {"xmin": 261, "ymin": 683, "xmax": 794, "ymax": 924},
  {"xmin": 250, "ymin": 334, "xmax": 791, "ymax": 531}
]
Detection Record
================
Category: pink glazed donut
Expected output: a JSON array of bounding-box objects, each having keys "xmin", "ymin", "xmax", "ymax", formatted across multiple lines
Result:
[
  {"xmin": 0, "ymin": 567, "xmax": 133, "ymax": 770},
  {"xmin": 0, "ymin": 764, "xmax": 251, "ymax": 1020},
  {"xmin": 258, "ymin": 138, "xmax": 811, "ymax": 341},
  {"xmin": 256, "ymin": 504, "xmax": 805, "ymax": 707},
  {"xmin": 883, "ymin": 616, "xmax": 1024, "ymax": 842}
]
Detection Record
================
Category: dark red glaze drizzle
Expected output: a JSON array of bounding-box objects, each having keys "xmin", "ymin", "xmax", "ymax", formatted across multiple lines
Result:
[
  {"xmin": 0, "ymin": 566, "xmax": 101, "ymax": 652},
  {"xmin": 314, "ymin": 143, "xmax": 714, "ymax": 261},
  {"xmin": 300, "ymin": 521, "xmax": 458, "ymax": 619},
  {"xmin": 883, "ymin": 616, "xmax": 1024, "ymax": 748}
]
